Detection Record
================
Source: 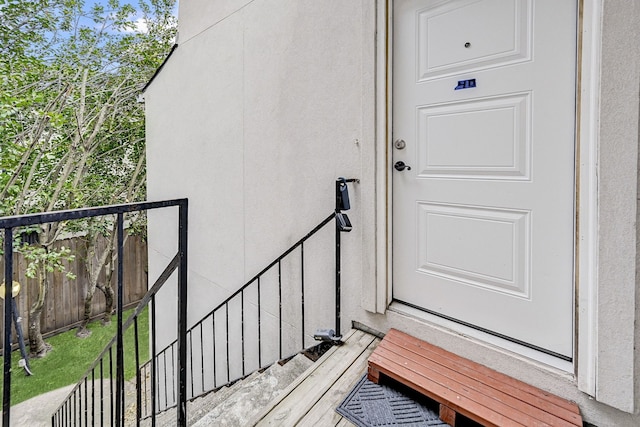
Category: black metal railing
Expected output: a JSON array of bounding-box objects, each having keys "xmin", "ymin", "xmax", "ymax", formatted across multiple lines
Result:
[
  {"xmin": 0, "ymin": 199, "xmax": 188, "ymax": 427},
  {"xmin": 141, "ymin": 213, "xmax": 332, "ymax": 415},
  {"xmin": 138, "ymin": 178, "xmax": 357, "ymax": 421},
  {"xmin": 2, "ymin": 177, "xmax": 355, "ymax": 426}
]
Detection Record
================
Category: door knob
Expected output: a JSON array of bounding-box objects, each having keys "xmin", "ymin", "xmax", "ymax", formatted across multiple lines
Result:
[{"xmin": 394, "ymin": 161, "xmax": 411, "ymax": 171}]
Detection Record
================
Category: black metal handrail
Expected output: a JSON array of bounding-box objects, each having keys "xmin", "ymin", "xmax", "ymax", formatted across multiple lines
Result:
[
  {"xmin": 2, "ymin": 178, "xmax": 355, "ymax": 426},
  {"xmin": 139, "ymin": 178, "xmax": 357, "ymax": 420},
  {"xmin": 0, "ymin": 199, "xmax": 188, "ymax": 427},
  {"xmin": 141, "ymin": 213, "xmax": 332, "ymax": 416}
]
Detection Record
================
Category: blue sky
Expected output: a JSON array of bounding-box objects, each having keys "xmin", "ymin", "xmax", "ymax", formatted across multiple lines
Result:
[{"xmin": 83, "ymin": 0, "xmax": 179, "ymax": 33}]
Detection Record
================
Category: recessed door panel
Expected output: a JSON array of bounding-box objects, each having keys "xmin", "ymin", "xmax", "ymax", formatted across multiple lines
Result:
[
  {"xmin": 417, "ymin": 203, "xmax": 530, "ymax": 297},
  {"xmin": 417, "ymin": 93, "xmax": 530, "ymax": 179},
  {"xmin": 418, "ymin": 0, "xmax": 531, "ymax": 80}
]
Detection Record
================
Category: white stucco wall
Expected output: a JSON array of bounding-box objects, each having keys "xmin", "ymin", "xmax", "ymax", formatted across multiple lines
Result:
[
  {"xmin": 144, "ymin": 1, "xmax": 369, "ymax": 403},
  {"xmin": 145, "ymin": 0, "xmax": 640, "ymax": 425}
]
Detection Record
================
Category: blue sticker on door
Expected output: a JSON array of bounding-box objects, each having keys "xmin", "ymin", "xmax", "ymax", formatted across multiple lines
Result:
[{"xmin": 454, "ymin": 79, "xmax": 476, "ymax": 90}]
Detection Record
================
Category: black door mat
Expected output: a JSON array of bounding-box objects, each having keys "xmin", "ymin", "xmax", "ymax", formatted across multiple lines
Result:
[{"xmin": 336, "ymin": 374, "xmax": 451, "ymax": 426}]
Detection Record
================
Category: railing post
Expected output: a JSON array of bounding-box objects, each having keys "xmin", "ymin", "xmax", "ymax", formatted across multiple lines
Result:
[
  {"xmin": 134, "ymin": 317, "xmax": 141, "ymax": 426},
  {"xmin": 335, "ymin": 178, "xmax": 357, "ymax": 340},
  {"xmin": 177, "ymin": 199, "xmax": 188, "ymax": 426},
  {"xmin": 3, "ymin": 227, "xmax": 13, "ymax": 427},
  {"xmin": 115, "ymin": 213, "xmax": 125, "ymax": 427},
  {"xmin": 335, "ymin": 180, "xmax": 342, "ymax": 338},
  {"xmin": 151, "ymin": 295, "xmax": 157, "ymax": 427}
]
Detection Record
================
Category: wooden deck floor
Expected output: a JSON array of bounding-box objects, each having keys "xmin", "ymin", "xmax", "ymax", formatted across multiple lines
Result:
[{"xmin": 250, "ymin": 329, "xmax": 380, "ymax": 426}]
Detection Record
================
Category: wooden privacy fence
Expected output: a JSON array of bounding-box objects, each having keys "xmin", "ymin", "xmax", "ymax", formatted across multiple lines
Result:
[{"xmin": 0, "ymin": 234, "xmax": 147, "ymax": 350}]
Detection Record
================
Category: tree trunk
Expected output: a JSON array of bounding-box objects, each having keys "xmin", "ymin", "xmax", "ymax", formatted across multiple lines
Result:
[
  {"xmin": 100, "ymin": 228, "xmax": 119, "ymax": 325},
  {"xmin": 28, "ymin": 311, "xmax": 50, "ymax": 358},
  {"xmin": 80, "ymin": 230, "xmax": 114, "ymax": 335},
  {"xmin": 76, "ymin": 287, "xmax": 95, "ymax": 338},
  {"xmin": 96, "ymin": 248, "xmax": 116, "ymax": 326},
  {"xmin": 28, "ymin": 268, "xmax": 51, "ymax": 358},
  {"xmin": 98, "ymin": 284, "xmax": 115, "ymax": 325}
]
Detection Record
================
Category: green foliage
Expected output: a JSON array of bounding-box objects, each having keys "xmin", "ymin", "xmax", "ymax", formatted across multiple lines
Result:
[
  {"xmin": 0, "ymin": 0, "xmax": 175, "ymax": 351},
  {"xmin": 0, "ymin": 0, "xmax": 177, "ymax": 219},
  {"xmin": 19, "ymin": 244, "xmax": 76, "ymax": 280},
  {"xmin": 0, "ymin": 0, "xmax": 176, "ymax": 253}
]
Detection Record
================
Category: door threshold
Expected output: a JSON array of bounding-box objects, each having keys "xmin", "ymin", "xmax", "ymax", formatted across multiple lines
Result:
[{"xmin": 389, "ymin": 301, "xmax": 574, "ymax": 373}]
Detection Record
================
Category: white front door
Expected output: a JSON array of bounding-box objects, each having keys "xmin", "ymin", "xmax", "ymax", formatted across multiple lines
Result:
[{"xmin": 392, "ymin": 0, "xmax": 577, "ymax": 359}]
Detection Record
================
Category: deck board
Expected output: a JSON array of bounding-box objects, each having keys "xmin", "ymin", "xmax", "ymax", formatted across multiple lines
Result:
[
  {"xmin": 372, "ymin": 345, "xmax": 577, "ymax": 427},
  {"xmin": 250, "ymin": 329, "xmax": 379, "ymax": 426},
  {"xmin": 368, "ymin": 329, "xmax": 583, "ymax": 427},
  {"xmin": 298, "ymin": 339, "xmax": 376, "ymax": 425},
  {"xmin": 382, "ymin": 331, "xmax": 580, "ymax": 416}
]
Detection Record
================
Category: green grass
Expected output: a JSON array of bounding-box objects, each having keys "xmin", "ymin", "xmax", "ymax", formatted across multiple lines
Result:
[{"xmin": 2, "ymin": 307, "xmax": 149, "ymax": 406}]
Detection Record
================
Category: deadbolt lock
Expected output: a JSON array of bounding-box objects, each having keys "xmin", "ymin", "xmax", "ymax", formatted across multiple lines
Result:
[{"xmin": 394, "ymin": 139, "xmax": 406, "ymax": 150}]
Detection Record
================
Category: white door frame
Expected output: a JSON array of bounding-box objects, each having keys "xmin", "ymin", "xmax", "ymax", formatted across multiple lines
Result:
[{"xmin": 372, "ymin": 0, "xmax": 602, "ymax": 397}]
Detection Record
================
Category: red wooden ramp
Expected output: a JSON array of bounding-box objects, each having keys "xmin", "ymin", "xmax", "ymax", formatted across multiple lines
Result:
[{"xmin": 367, "ymin": 328, "xmax": 582, "ymax": 427}]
